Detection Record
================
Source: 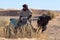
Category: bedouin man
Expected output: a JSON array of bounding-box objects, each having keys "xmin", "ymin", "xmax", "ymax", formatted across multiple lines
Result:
[{"xmin": 15, "ymin": 4, "xmax": 32, "ymax": 29}]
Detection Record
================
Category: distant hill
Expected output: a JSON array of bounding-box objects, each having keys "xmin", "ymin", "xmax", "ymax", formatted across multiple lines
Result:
[{"xmin": 0, "ymin": 9, "xmax": 59, "ymax": 16}]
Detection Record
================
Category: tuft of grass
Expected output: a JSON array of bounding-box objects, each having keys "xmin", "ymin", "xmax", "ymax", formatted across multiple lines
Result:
[{"xmin": 0, "ymin": 16, "xmax": 52, "ymax": 40}]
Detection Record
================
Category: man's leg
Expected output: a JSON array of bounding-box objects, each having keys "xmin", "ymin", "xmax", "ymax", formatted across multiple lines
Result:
[
  {"xmin": 15, "ymin": 20, "xmax": 22, "ymax": 29},
  {"xmin": 14, "ymin": 20, "xmax": 22, "ymax": 34}
]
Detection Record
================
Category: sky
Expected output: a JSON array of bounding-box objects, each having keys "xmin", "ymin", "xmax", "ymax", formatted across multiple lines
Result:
[{"xmin": 0, "ymin": 0, "xmax": 60, "ymax": 10}]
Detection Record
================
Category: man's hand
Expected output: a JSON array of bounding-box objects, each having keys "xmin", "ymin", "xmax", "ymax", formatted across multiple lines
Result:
[
  {"xmin": 19, "ymin": 16, "xmax": 22, "ymax": 20},
  {"xmin": 27, "ymin": 15, "xmax": 32, "ymax": 20},
  {"xmin": 19, "ymin": 16, "xmax": 22, "ymax": 22}
]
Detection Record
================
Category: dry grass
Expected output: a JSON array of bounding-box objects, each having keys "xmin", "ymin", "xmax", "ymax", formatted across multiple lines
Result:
[{"xmin": 0, "ymin": 16, "xmax": 54, "ymax": 40}]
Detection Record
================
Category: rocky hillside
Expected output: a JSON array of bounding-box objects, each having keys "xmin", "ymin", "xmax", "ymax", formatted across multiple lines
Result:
[{"xmin": 0, "ymin": 9, "xmax": 59, "ymax": 16}]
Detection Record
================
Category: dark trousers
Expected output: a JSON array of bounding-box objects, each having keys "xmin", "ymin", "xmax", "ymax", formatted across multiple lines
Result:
[{"xmin": 15, "ymin": 20, "xmax": 22, "ymax": 29}]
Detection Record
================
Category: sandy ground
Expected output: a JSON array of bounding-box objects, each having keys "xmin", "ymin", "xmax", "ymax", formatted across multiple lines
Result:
[
  {"xmin": 46, "ymin": 15, "xmax": 60, "ymax": 40},
  {"xmin": 0, "ymin": 38, "xmax": 37, "ymax": 40}
]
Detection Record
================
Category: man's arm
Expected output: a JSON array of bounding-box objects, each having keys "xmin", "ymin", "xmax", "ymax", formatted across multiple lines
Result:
[
  {"xmin": 19, "ymin": 10, "xmax": 23, "ymax": 19},
  {"xmin": 27, "ymin": 10, "xmax": 32, "ymax": 19}
]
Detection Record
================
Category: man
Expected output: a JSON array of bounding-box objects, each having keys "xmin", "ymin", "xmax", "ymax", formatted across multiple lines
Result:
[{"xmin": 15, "ymin": 4, "xmax": 32, "ymax": 29}]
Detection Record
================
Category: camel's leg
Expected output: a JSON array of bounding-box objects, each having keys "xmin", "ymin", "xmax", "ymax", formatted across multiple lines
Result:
[
  {"xmin": 41, "ymin": 26, "xmax": 47, "ymax": 33},
  {"xmin": 36, "ymin": 26, "xmax": 41, "ymax": 33}
]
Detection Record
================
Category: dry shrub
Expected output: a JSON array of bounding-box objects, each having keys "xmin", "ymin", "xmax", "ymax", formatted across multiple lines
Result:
[
  {"xmin": 42, "ymin": 11, "xmax": 55, "ymax": 20},
  {"xmin": 0, "ymin": 19, "xmax": 52, "ymax": 40},
  {"xmin": 3, "ymin": 23, "xmax": 51, "ymax": 40},
  {"xmin": 0, "ymin": 18, "xmax": 10, "ymax": 38},
  {"xmin": 0, "ymin": 27, "xmax": 6, "ymax": 37},
  {"xmin": 0, "ymin": 16, "xmax": 53, "ymax": 40},
  {"xmin": 0, "ymin": 19, "xmax": 10, "ymax": 27},
  {"xmin": 47, "ymin": 11, "xmax": 57, "ymax": 19}
]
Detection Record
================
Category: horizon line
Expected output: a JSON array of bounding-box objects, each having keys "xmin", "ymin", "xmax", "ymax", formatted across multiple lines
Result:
[{"xmin": 0, "ymin": 8, "xmax": 60, "ymax": 11}]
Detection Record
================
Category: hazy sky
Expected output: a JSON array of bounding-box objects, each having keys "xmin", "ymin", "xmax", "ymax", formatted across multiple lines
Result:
[{"xmin": 0, "ymin": 0, "xmax": 60, "ymax": 10}]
